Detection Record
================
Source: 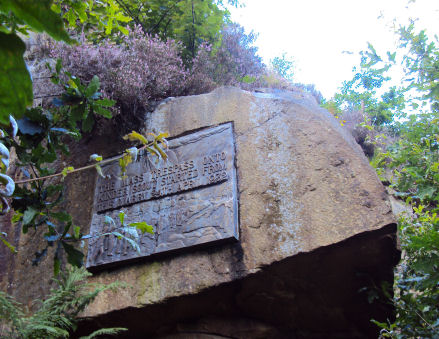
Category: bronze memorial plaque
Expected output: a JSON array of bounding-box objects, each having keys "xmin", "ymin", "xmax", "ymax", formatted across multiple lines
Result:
[{"xmin": 86, "ymin": 123, "xmax": 239, "ymax": 269}]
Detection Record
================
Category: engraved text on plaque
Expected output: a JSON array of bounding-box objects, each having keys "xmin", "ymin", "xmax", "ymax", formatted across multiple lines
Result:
[{"xmin": 86, "ymin": 123, "xmax": 239, "ymax": 269}]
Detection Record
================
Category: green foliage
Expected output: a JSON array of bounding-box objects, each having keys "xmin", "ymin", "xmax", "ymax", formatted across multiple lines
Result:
[
  {"xmin": 372, "ymin": 111, "xmax": 439, "ymax": 337},
  {"xmin": 112, "ymin": 0, "xmax": 228, "ymax": 60},
  {"xmin": 340, "ymin": 24, "xmax": 439, "ymax": 338},
  {"xmin": 51, "ymin": 0, "xmax": 132, "ymax": 41},
  {"xmin": 49, "ymin": 60, "xmax": 115, "ymax": 132},
  {"xmin": 0, "ymin": 266, "xmax": 126, "ymax": 338},
  {"xmin": 0, "ymin": 0, "xmax": 73, "ymax": 124},
  {"xmin": 0, "ymin": 0, "xmax": 175, "ymax": 272},
  {"xmin": 331, "ymin": 43, "xmax": 406, "ymax": 126},
  {"xmin": 0, "ymin": 32, "xmax": 32, "ymax": 124},
  {"xmin": 324, "ymin": 15, "xmax": 439, "ymax": 337},
  {"xmin": 394, "ymin": 208, "xmax": 439, "ymax": 337},
  {"xmin": 0, "ymin": 0, "xmax": 72, "ymax": 41},
  {"xmin": 0, "ymin": 0, "xmax": 138, "ymax": 124},
  {"xmin": 383, "ymin": 113, "xmax": 439, "ymax": 204},
  {"xmin": 5, "ymin": 88, "xmax": 165, "ymax": 270},
  {"xmin": 270, "ymin": 53, "xmax": 294, "ymax": 82},
  {"xmin": 100, "ymin": 211, "xmax": 154, "ymax": 255},
  {"xmin": 3, "ymin": 61, "xmax": 115, "ymax": 269},
  {"xmin": 321, "ymin": 98, "xmax": 343, "ymax": 116},
  {"xmin": 173, "ymin": 0, "xmax": 225, "ymax": 59},
  {"xmin": 399, "ymin": 23, "xmax": 439, "ymax": 112}
]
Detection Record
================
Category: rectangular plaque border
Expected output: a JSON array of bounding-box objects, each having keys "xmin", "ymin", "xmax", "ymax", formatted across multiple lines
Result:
[{"xmin": 86, "ymin": 122, "xmax": 240, "ymax": 270}]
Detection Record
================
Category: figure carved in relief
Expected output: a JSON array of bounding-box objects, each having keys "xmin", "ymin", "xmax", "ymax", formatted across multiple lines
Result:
[
  {"xmin": 92, "ymin": 218, "xmax": 115, "ymax": 263},
  {"xmin": 92, "ymin": 237, "xmax": 104, "ymax": 264},
  {"xmin": 115, "ymin": 230, "xmax": 129, "ymax": 256},
  {"xmin": 103, "ymin": 223, "xmax": 114, "ymax": 256}
]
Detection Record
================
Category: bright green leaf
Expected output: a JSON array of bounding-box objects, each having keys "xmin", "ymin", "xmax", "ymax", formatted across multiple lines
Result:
[
  {"xmin": 153, "ymin": 143, "xmax": 167, "ymax": 160},
  {"xmin": 118, "ymin": 211, "xmax": 125, "ymax": 225},
  {"xmin": 1, "ymin": 0, "xmax": 73, "ymax": 42},
  {"xmin": 0, "ymin": 234, "xmax": 17, "ymax": 253},
  {"xmin": 128, "ymin": 222, "xmax": 154, "ymax": 235},
  {"xmin": 115, "ymin": 12, "xmax": 132, "ymax": 23},
  {"xmin": 95, "ymin": 164, "xmax": 105, "ymax": 178},
  {"xmin": 85, "ymin": 75, "xmax": 100, "ymax": 97},
  {"xmin": 11, "ymin": 211, "xmax": 23, "ymax": 223},
  {"xmin": 66, "ymin": 8, "xmax": 76, "ymax": 28},
  {"xmin": 61, "ymin": 166, "xmax": 75, "ymax": 178},
  {"xmin": 73, "ymin": 225, "xmax": 80, "ymax": 239},
  {"xmin": 0, "ymin": 32, "xmax": 32, "ymax": 124},
  {"xmin": 118, "ymin": 25, "xmax": 129, "ymax": 35},
  {"xmin": 90, "ymin": 154, "xmax": 103, "ymax": 162},
  {"xmin": 94, "ymin": 106, "xmax": 112, "ymax": 118},
  {"xmin": 123, "ymin": 131, "xmax": 148, "ymax": 145},
  {"xmin": 95, "ymin": 98, "xmax": 115, "ymax": 107},
  {"xmin": 155, "ymin": 132, "xmax": 170, "ymax": 141}
]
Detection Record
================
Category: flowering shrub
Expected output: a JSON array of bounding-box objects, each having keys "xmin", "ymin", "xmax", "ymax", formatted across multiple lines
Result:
[
  {"xmin": 115, "ymin": 27, "xmax": 188, "ymax": 102},
  {"xmin": 51, "ymin": 23, "xmax": 265, "ymax": 121},
  {"xmin": 185, "ymin": 42, "xmax": 217, "ymax": 95},
  {"xmin": 52, "ymin": 27, "xmax": 188, "ymax": 113},
  {"xmin": 213, "ymin": 23, "xmax": 264, "ymax": 86}
]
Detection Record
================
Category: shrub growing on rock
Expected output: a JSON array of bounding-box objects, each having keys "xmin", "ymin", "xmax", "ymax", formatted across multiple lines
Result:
[
  {"xmin": 52, "ymin": 27, "xmax": 189, "ymax": 116},
  {"xmin": 212, "ymin": 23, "xmax": 264, "ymax": 86},
  {"xmin": 50, "ymin": 23, "xmax": 266, "ymax": 120}
]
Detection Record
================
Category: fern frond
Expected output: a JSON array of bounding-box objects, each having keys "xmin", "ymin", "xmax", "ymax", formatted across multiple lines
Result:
[
  {"xmin": 22, "ymin": 323, "xmax": 70, "ymax": 338},
  {"xmin": 0, "ymin": 290, "xmax": 25, "ymax": 337},
  {"xmin": 79, "ymin": 327, "xmax": 128, "ymax": 339},
  {"xmin": 1, "ymin": 266, "xmax": 126, "ymax": 339}
]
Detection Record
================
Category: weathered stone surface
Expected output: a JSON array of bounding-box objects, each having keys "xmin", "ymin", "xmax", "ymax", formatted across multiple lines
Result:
[
  {"xmin": 1, "ymin": 87, "xmax": 399, "ymax": 337},
  {"xmin": 79, "ymin": 87, "xmax": 396, "ymax": 316},
  {"xmin": 75, "ymin": 224, "xmax": 398, "ymax": 338}
]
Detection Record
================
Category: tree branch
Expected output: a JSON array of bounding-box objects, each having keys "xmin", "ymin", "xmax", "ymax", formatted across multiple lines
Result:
[
  {"xmin": 147, "ymin": 1, "xmax": 184, "ymax": 35},
  {"xmin": 114, "ymin": 0, "xmax": 147, "ymax": 35}
]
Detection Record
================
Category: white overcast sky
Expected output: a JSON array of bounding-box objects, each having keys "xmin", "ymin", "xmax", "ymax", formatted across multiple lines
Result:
[{"xmin": 227, "ymin": 0, "xmax": 439, "ymax": 99}]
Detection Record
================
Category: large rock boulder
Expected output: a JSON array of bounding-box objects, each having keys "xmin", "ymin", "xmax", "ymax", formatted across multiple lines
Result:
[{"xmin": 1, "ymin": 87, "xmax": 399, "ymax": 338}]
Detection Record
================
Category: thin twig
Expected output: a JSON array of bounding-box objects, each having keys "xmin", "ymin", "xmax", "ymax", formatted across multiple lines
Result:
[
  {"xmin": 415, "ymin": 310, "xmax": 433, "ymax": 328},
  {"xmin": 33, "ymin": 76, "xmax": 54, "ymax": 80},
  {"xmin": 34, "ymin": 93, "xmax": 63, "ymax": 99},
  {"xmin": 15, "ymin": 142, "xmax": 154, "ymax": 185},
  {"xmin": 30, "ymin": 164, "xmax": 42, "ymax": 190},
  {"xmin": 114, "ymin": 0, "xmax": 148, "ymax": 34},
  {"xmin": 147, "ymin": 1, "xmax": 183, "ymax": 35}
]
